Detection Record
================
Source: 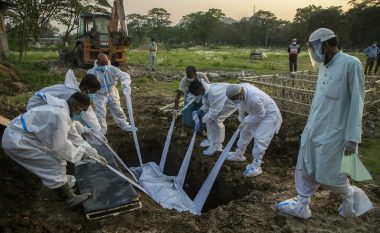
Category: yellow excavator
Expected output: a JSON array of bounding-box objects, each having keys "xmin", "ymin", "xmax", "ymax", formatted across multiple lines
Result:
[{"xmin": 61, "ymin": 0, "xmax": 131, "ymax": 67}]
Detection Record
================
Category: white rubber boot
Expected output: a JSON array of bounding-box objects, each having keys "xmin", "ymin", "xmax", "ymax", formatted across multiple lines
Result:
[{"xmin": 277, "ymin": 195, "xmax": 312, "ymax": 219}]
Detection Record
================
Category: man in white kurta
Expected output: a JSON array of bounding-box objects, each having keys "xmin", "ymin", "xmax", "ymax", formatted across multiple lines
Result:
[
  {"xmin": 278, "ymin": 28, "xmax": 373, "ymax": 219},
  {"xmin": 87, "ymin": 53, "xmax": 133, "ymax": 135}
]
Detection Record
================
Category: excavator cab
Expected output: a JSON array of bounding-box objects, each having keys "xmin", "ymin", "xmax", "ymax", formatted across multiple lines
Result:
[
  {"xmin": 77, "ymin": 14, "xmax": 111, "ymax": 48},
  {"xmin": 73, "ymin": 13, "xmax": 129, "ymax": 68}
]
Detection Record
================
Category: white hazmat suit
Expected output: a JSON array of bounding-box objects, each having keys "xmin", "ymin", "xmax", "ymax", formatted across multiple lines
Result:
[
  {"xmin": 278, "ymin": 28, "xmax": 373, "ymax": 219},
  {"xmin": 27, "ymin": 69, "xmax": 101, "ymax": 136},
  {"xmin": 227, "ymin": 83, "xmax": 282, "ymax": 177},
  {"xmin": 2, "ymin": 95, "xmax": 95, "ymax": 189},
  {"xmin": 199, "ymin": 83, "xmax": 237, "ymax": 156},
  {"xmin": 87, "ymin": 61, "xmax": 132, "ymax": 135}
]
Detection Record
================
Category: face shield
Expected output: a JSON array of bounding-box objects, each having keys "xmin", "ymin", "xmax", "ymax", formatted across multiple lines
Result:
[{"xmin": 307, "ymin": 39, "xmax": 324, "ymax": 71}]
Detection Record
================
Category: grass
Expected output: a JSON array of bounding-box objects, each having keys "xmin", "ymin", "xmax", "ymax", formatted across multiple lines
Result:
[
  {"xmin": 126, "ymin": 46, "xmax": 369, "ymax": 74},
  {"xmin": 360, "ymin": 127, "xmax": 380, "ymax": 185}
]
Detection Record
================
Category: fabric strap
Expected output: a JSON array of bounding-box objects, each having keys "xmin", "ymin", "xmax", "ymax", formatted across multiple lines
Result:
[{"xmin": 193, "ymin": 128, "xmax": 241, "ymax": 214}]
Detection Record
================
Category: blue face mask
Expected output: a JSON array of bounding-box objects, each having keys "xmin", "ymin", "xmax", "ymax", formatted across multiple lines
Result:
[
  {"xmin": 99, "ymin": 65, "xmax": 109, "ymax": 72},
  {"xmin": 72, "ymin": 111, "xmax": 85, "ymax": 121},
  {"xmin": 88, "ymin": 94, "xmax": 96, "ymax": 101}
]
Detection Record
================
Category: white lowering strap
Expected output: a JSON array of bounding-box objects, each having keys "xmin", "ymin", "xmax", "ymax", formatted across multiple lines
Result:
[
  {"xmin": 90, "ymin": 133, "xmax": 139, "ymax": 183},
  {"xmin": 159, "ymin": 99, "xmax": 195, "ymax": 172},
  {"xmin": 176, "ymin": 130, "xmax": 197, "ymax": 188},
  {"xmin": 125, "ymin": 94, "xmax": 143, "ymax": 167},
  {"xmin": 192, "ymin": 128, "xmax": 241, "ymax": 214}
]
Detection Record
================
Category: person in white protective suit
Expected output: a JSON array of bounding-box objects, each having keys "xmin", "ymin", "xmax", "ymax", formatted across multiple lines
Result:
[
  {"xmin": 27, "ymin": 69, "xmax": 102, "ymax": 136},
  {"xmin": 277, "ymin": 28, "xmax": 373, "ymax": 219},
  {"xmin": 188, "ymin": 80, "xmax": 237, "ymax": 156},
  {"xmin": 87, "ymin": 53, "xmax": 134, "ymax": 135},
  {"xmin": 2, "ymin": 92, "xmax": 108, "ymax": 207},
  {"xmin": 225, "ymin": 83, "xmax": 282, "ymax": 177}
]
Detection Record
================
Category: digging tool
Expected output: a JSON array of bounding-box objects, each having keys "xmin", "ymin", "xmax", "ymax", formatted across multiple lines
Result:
[
  {"xmin": 89, "ymin": 132, "xmax": 139, "ymax": 182},
  {"xmin": 88, "ymin": 155, "xmax": 150, "ymax": 197},
  {"xmin": 159, "ymin": 99, "xmax": 195, "ymax": 172},
  {"xmin": 125, "ymin": 94, "xmax": 143, "ymax": 168}
]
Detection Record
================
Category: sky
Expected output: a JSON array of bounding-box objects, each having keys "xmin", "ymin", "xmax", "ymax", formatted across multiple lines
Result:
[{"xmin": 119, "ymin": 0, "xmax": 351, "ymax": 23}]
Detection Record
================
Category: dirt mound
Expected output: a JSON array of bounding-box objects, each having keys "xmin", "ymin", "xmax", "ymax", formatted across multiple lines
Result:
[{"xmin": 0, "ymin": 63, "xmax": 26, "ymax": 95}]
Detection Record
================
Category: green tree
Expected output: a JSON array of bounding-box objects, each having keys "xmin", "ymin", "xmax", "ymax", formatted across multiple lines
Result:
[
  {"xmin": 126, "ymin": 13, "xmax": 148, "ymax": 43},
  {"xmin": 146, "ymin": 8, "xmax": 171, "ymax": 40},
  {"xmin": 292, "ymin": 5, "xmax": 322, "ymax": 42},
  {"xmin": 55, "ymin": 0, "xmax": 111, "ymax": 44},
  {"xmin": 180, "ymin": 8, "xmax": 225, "ymax": 44}
]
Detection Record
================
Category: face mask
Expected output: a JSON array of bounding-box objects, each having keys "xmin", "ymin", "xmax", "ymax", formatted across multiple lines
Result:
[
  {"xmin": 99, "ymin": 65, "xmax": 109, "ymax": 72},
  {"xmin": 187, "ymin": 78, "xmax": 195, "ymax": 82},
  {"xmin": 373, "ymin": 44, "xmax": 377, "ymax": 47},
  {"xmin": 71, "ymin": 111, "xmax": 85, "ymax": 121},
  {"xmin": 292, "ymin": 42, "xmax": 296, "ymax": 45},
  {"xmin": 194, "ymin": 95, "xmax": 202, "ymax": 103},
  {"xmin": 88, "ymin": 94, "xmax": 96, "ymax": 100},
  {"xmin": 311, "ymin": 49, "xmax": 324, "ymax": 63}
]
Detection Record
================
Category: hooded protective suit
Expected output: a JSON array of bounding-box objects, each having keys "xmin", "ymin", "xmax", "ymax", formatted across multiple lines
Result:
[
  {"xmin": 235, "ymin": 83, "xmax": 282, "ymax": 161},
  {"xmin": 27, "ymin": 69, "xmax": 101, "ymax": 136},
  {"xmin": 87, "ymin": 61, "xmax": 132, "ymax": 135},
  {"xmin": 2, "ymin": 95, "xmax": 95, "ymax": 189},
  {"xmin": 200, "ymin": 83, "xmax": 236, "ymax": 149}
]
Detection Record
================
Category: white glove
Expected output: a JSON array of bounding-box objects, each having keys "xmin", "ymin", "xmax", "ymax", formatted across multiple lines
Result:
[
  {"xmin": 83, "ymin": 147, "xmax": 98, "ymax": 159},
  {"xmin": 172, "ymin": 110, "xmax": 179, "ymax": 119},
  {"xmin": 238, "ymin": 117, "xmax": 250, "ymax": 129},
  {"xmin": 202, "ymin": 114, "xmax": 211, "ymax": 124},
  {"xmin": 238, "ymin": 114, "xmax": 245, "ymax": 123},
  {"xmin": 82, "ymin": 148, "xmax": 108, "ymax": 166},
  {"xmin": 73, "ymin": 121, "xmax": 92, "ymax": 135},
  {"xmin": 123, "ymin": 85, "xmax": 131, "ymax": 96},
  {"xmin": 91, "ymin": 154, "xmax": 108, "ymax": 166}
]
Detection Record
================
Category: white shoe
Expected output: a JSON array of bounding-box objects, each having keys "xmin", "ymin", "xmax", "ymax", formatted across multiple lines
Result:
[
  {"xmin": 338, "ymin": 186, "xmax": 373, "ymax": 218},
  {"xmin": 243, "ymin": 163, "xmax": 262, "ymax": 177},
  {"xmin": 203, "ymin": 144, "xmax": 223, "ymax": 156},
  {"xmin": 277, "ymin": 196, "xmax": 312, "ymax": 219},
  {"xmin": 121, "ymin": 123, "xmax": 138, "ymax": 132},
  {"xmin": 226, "ymin": 152, "xmax": 246, "ymax": 161},
  {"xmin": 200, "ymin": 139, "xmax": 212, "ymax": 147}
]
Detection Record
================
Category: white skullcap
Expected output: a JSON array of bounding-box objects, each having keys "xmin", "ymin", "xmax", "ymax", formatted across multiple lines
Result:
[
  {"xmin": 226, "ymin": 84, "xmax": 243, "ymax": 98},
  {"xmin": 309, "ymin": 28, "xmax": 336, "ymax": 43}
]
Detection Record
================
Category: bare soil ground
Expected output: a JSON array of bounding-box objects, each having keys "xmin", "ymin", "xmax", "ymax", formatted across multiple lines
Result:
[{"xmin": 1, "ymin": 66, "xmax": 379, "ymax": 233}]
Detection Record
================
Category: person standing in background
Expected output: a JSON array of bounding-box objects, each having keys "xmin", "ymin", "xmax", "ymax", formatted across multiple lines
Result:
[
  {"xmin": 364, "ymin": 42, "xmax": 379, "ymax": 75},
  {"xmin": 288, "ymin": 38, "xmax": 301, "ymax": 72},
  {"xmin": 147, "ymin": 38, "xmax": 157, "ymax": 72}
]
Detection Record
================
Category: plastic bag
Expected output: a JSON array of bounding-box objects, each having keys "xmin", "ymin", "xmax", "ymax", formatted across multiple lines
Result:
[{"xmin": 340, "ymin": 154, "xmax": 372, "ymax": 182}]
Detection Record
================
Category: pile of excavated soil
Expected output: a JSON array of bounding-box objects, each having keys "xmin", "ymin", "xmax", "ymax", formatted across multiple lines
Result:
[{"xmin": 1, "ymin": 72, "xmax": 380, "ymax": 233}]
